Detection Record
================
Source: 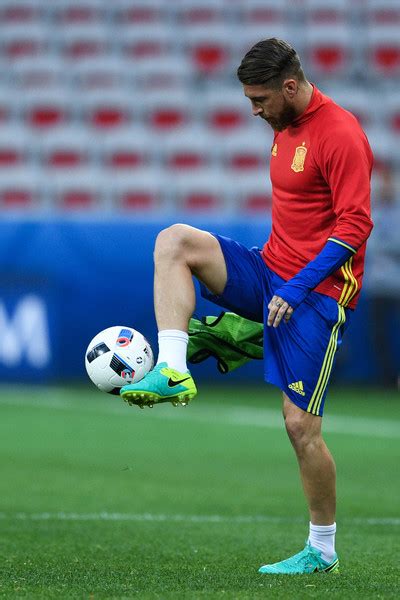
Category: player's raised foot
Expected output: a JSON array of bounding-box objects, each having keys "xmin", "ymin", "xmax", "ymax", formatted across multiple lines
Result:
[
  {"xmin": 120, "ymin": 362, "xmax": 197, "ymax": 409},
  {"xmin": 258, "ymin": 543, "xmax": 339, "ymax": 575}
]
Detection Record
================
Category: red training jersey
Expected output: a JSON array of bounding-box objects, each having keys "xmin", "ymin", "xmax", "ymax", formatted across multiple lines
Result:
[{"xmin": 263, "ymin": 84, "xmax": 373, "ymax": 309}]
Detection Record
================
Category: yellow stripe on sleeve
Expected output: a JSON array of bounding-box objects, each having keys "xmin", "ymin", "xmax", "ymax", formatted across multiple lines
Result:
[{"xmin": 328, "ymin": 237, "xmax": 356, "ymax": 253}]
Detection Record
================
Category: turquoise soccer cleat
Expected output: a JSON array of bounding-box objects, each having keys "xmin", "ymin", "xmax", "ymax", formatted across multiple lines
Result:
[
  {"xmin": 259, "ymin": 543, "xmax": 339, "ymax": 575},
  {"xmin": 120, "ymin": 362, "xmax": 197, "ymax": 409}
]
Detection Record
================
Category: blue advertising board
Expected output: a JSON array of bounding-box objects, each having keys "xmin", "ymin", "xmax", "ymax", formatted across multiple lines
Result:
[{"xmin": 0, "ymin": 219, "xmax": 396, "ymax": 385}]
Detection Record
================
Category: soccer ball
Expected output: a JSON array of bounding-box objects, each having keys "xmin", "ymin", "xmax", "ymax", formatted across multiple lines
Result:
[{"xmin": 85, "ymin": 326, "xmax": 154, "ymax": 394}]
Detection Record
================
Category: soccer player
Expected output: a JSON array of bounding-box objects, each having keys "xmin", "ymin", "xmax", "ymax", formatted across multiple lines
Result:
[{"xmin": 121, "ymin": 38, "xmax": 373, "ymax": 574}]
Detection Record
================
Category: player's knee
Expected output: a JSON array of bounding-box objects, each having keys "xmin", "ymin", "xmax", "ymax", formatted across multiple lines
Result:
[
  {"xmin": 284, "ymin": 412, "xmax": 313, "ymax": 450},
  {"xmin": 154, "ymin": 224, "xmax": 191, "ymax": 263}
]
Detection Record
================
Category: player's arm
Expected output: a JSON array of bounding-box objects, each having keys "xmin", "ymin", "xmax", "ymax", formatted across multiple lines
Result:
[{"xmin": 268, "ymin": 123, "xmax": 373, "ymax": 328}]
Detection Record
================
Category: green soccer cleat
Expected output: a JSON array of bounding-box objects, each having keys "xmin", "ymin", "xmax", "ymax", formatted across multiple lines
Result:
[
  {"xmin": 120, "ymin": 362, "xmax": 197, "ymax": 409},
  {"xmin": 258, "ymin": 543, "xmax": 339, "ymax": 575}
]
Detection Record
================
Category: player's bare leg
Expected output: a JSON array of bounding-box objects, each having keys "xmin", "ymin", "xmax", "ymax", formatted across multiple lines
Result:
[
  {"xmin": 153, "ymin": 224, "xmax": 227, "ymax": 331},
  {"xmin": 121, "ymin": 224, "xmax": 227, "ymax": 407},
  {"xmin": 259, "ymin": 394, "xmax": 339, "ymax": 574},
  {"xmin": 282, "ymin": 394, "xmax": 336, "ymax": 525}
]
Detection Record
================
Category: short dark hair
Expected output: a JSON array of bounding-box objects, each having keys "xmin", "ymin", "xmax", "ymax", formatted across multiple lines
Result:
[{"xmin": 237, "ymin": 38, "xmax": 305, "ymax": 89}]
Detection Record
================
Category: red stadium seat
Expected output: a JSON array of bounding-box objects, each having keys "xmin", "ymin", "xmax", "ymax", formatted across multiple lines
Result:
[
  {"xmin": 146, "ymin": 91, "xmax": 192, "ymax": 131},
  {"xmin": 163, "ymin": 128, "xmax": 212, "ymax": 171},
  {"xmin": 0, "ymin": 126, "xmax": 31, "ymax": 168},
  {"xmin": 0, "ymin": 168, "xmax": 40, "ymax": 209},
  {"xmin": 0, "ymin": 1, "xmax": 40, "ymax": 23},
  {"xmin": 82, "ymin": 91, "xmax": 133, "ymax": 129},
  {"xmin": 117, "ymin": 25, "xmax": 175, "ymax": 61},
  {"xmin": 180, "ymin": 26, "xmax": 233, "ymax": 76},
  {"xmin": 54, "ymin": 24, "xmax": 109, "ymax": 60},
  {"xmin": 367, "ymin": 28, "xmax": 400, "ymax": 76},
  {"xmin": 177, "ymin": 0, "xmax": 226, "ymax": 25},
  {"xmin": 304, "ymin": 0, "xmax": 349, "ymax": 24},
  {"xmin": 51, "ymin": 0, "xmax": 105, "ymax": 24},
  {"xmin": 238, "ymin": 0, "xmax": 286, "ymax": 25},
  {"xmin": 203, "ymin": 88, "xmax": 251, "ymax": 133},
  {"xmin": 109, "ymin": 170, "xmax": 167, "ymax": 212},
  {"xmin": 101, "ymin": 128, "xmax": 154, "ymax": 170},
  {"xmin": 131, "ymin": 57, "xmax": 192, "ymax": 90},
  {"xmin": 173, "ymin": 170, "xmax": 226, "ymax": 212},
  {"xmin": 305, "ymin": 27, "xmax": 354, "ymax": 77},
  {"xmin": 50, "ymin": 169, "xmax": 105, "ymax": 211},
  {"xmin": 10, "ymin": 56, "xmax": 65, "ymax": 91},
  {"xmin": 1, "ymin": 24, "xmax": 47, "ymax": 60},
  {"xmin": 113, "ymin": 0, "xmax": 167, "ymax": 25}
]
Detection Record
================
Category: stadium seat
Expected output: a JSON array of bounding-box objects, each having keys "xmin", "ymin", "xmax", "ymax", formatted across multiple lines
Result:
[
  {"xmin": 49, "ymin": 168, "xmax": 106, "ymax": 210},
  {"xmin": 230, "ymin": 172, "xmax": 273, "ymax": 214},
  {"xmin": 81, "ymin": 90, "xmax": 134, "ymax": 129},
  {"xmin": 0, "ymin": 125, "xmax": 32, "ymax": 169},
  {"xmin": 21, "ymin": 90, "xmax": 73, "ymax": 129},
  {"xmin": 237, "ymin": 0, "xmax": 287, "ymax": 25},
  {"xmin": 109, "ymin": 169, "xmax": 167, "ymax": 211},
  {"xmin": 366, "ymin": 27, "xmax": 400, "ymax": 77},
  {"xmin": 0, "ymin": 23, "xmax": 48, "ymax": 60},
  {"xmin": 145, "ymin": 90, "xmax": 192, "ymax": 132},
  {"xmin": 162, "ymin": 127, "xmax": 214, "ymax": 171},
  {"xmin": 53, "ymin": 23, "xmax": 110, "ymax": 60},
  {"xmin": 366, "ymin": 0, "xmax": 400, "ymax": 27},
  {"xmin": 202, "ymin": 88, "xmax": 251, "ymax": 133},
  {"xmin": 0, "ymin": 167, "xmax": 41, "ymax": 209},
  {"xmin": 117, "ymin": 24, "xmax": 176, "ymax": 61},
  {"xmin": 305, "ymin": 26, "xmax": 354, "ymax": 78},
  {"xmin": 172, "ymin": 169, "xmax": 228, "ymax": 212},
  {"xmin": 322, "ymin": 86, "xmax": 376, "ymax": 129},
  {"xmin": 180, "ymin": 25, "xmax": 233, "ymax": 77},
  {"xmin": 8, "ymin": 56, "xmax": 66, "ymax": 91},
  {"xmin": 112, "ymin": 0, "xmax": 169, "ymax": 25},
  {"xmin": 131, "ymin": 56, "xmax": 193, "ymax": 91},
  {"xmin": 303, "ymin": 0, "xmax": 349, "ymax": 25},
  {"xmin": 176, "ymin": 0, "xmax": 227, "ymax": 26},
  {"xmin": 101, "ymin": 127, "xmax": 155, "ymax": 170},
  {"xmin": 36, "ymin": 127, "xmax": 92, "ymax": 170},
  {"xmin": 69, "ymin": 56, "xmax": 129, "ymax": 90},
  {"xmin": 50, "ymin": 0, "xmax": 106, "ymax": 25},
  {"xmin": 0, "ymin": 1, "xmax": 42, "ymax": 24},
  {"xmin": 216, "ymin": 127, "xmax": 271, "ymax": 172}
]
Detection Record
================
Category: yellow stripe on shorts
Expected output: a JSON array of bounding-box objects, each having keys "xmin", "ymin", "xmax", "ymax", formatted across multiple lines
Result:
[{"xmin": 307, "ymin": 305, "xmax": 346, "ymax": 416}]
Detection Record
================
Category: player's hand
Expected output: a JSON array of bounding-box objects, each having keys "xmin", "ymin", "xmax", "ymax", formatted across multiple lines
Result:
[{"xmin": 267, "ymin": 295, "xmax": 294, "ymax": 328}]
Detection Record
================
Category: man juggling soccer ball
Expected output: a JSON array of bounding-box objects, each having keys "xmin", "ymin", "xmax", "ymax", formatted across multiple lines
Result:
[{"xmin": 121, "ymin": 39, "xmax": 373, "ymax": 574}]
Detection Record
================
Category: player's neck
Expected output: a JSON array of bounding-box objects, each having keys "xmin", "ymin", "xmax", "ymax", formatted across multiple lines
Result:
[{"xmin": 294, "ymin": 81, "xmax": 314, "ymax": 118}]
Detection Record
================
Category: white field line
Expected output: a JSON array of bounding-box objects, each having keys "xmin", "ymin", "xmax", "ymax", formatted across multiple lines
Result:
[
  {"xmin": 1, "ymin": 389, "xmax": 399, "ymax": 439},
  {"xmin": 0, "ymin": 512, "xmax": 398, "ymax": 526}
]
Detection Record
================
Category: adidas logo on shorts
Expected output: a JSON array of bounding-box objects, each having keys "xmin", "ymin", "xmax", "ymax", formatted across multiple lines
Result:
[{"xmin": 288, "ymin": 381, "xmax": 306, "ymax": 396}]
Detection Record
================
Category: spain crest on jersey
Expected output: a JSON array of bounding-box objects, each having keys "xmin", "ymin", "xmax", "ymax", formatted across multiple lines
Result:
[{"xmin": 291, "ymin": 143, "xmax": 307, "ymax": 172}]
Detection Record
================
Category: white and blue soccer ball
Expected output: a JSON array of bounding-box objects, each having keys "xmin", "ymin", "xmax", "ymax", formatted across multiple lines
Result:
[{"xmin": 85, "ymin": 326, "xmax": 154, "ymax": 394}]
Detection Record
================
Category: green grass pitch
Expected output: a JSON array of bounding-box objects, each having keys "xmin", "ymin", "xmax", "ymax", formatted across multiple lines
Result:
[{"xmin": 0, "ymin": 384, "xmax": 399, "ymax": 598}]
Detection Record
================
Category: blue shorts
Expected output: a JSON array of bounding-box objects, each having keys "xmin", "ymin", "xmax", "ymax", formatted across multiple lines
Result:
[{"xmin": 200, "ymin": 234, "xmax": 351, "ymax": 416}]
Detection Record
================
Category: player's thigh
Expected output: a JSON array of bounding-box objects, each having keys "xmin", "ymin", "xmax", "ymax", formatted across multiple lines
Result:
[{"xmin": 156, "ymin": 224, "xmax": 227, "ymax": 295}]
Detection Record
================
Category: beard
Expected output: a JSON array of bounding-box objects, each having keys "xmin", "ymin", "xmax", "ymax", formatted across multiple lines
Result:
[{"xmin": 262, "ymin": 101, "xmax": 298, "ymax": 132}]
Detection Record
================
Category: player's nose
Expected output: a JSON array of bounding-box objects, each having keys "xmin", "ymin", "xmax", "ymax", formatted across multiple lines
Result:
[{"xmin": 252, "ymin": 106, "xmax": 263, "ymax": 116}]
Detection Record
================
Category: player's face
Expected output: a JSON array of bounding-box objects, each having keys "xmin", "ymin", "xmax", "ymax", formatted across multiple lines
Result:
[{"xmin": 243, "ymin": 84, "xmax": 297, "ymax": 132}]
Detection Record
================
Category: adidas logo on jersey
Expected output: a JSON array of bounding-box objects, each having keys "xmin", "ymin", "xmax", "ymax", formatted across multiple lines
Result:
[{"xmin": 288, "ymin": 381, "xmax": 306, "ymax": 396}]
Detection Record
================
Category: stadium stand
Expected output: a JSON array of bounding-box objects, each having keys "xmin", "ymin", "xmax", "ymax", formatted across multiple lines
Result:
[{"xmin": 0, "ymin": 0, "xmax": 398, "ymax": 214}]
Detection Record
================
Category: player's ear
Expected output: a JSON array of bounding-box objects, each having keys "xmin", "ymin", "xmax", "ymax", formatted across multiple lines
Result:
[{"xmin": 282, "ymin": 79, "xmax": 298, "ymax": 99}]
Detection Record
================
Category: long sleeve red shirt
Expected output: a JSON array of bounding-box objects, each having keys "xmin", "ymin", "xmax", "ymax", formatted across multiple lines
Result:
[{"xmin": 262, "ymin": 85, "xmax": 373, "ymax": 309}]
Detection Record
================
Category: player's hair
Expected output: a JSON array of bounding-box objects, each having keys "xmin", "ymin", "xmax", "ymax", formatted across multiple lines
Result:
[{"xmin": 237, "ymin": 38, "xmax": 305, "ymax": 89}]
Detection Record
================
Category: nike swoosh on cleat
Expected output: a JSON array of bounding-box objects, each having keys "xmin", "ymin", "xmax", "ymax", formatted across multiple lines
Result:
[{"xmin": 167, "ymin": 376, "xmax": 191, "ymax": 388}]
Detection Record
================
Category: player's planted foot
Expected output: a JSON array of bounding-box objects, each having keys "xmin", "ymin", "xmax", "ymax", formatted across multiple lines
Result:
[
  {"xmin": 120, "ymin": 362, "xmax": 197, "ymax": 409},
  {"xmin": 258, "ymin": 543, "xmax": 339, "ymax": 575}
]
